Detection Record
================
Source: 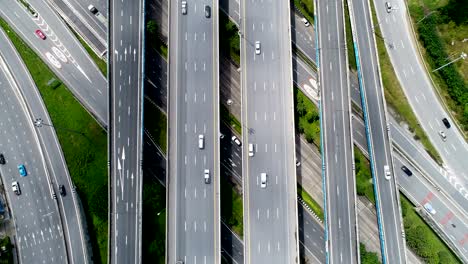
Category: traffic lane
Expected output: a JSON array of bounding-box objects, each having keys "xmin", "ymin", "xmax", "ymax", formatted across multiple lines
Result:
[
  {"xmin": 0, "ymin": 28, "xmax": 89, "ymax": 263},
  {"xmin": 0, "ymin": 0, "xmax": 107, "ymax": 124},
  {"xmin": 352, "ymin": 0, "xmax": 405, "ymax": 261},
  {"xmin": 390, "ymin": 121, "xmax": 468, "ymax": 212},
  {"xmin": 375, "ymin": 0, "xmax": 468, "ymax": 182},
  {"xmin": 0, "ymin": 64, "xmax": 67, "ymax": 263},
  {"xmin": 394, "ymin": 154, "xmax": 468, "ymax": 260},
  {"xmin": 292, "ymin": 13, "xmax": 316, "ymax": 62}
]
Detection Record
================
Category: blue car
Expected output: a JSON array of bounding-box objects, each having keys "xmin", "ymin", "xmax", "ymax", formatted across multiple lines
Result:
[{"xmin": 18, "ymin": 164, "xmax": 27, "ymax": 177}]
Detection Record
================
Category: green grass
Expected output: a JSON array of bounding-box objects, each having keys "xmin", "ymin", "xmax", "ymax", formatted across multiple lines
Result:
[
  {"xmin": 344, "ymin": 0, "xmax": 358, "ymax": 71},
  {"xmin": 294, "ymin": 0, "xmax": 315, "ymax": 24},
  {"xmin": 400, "ymin": 194, "xmax": 461, "ymax": 263},
  {"xmin": 0, "ymin": 19, "xmax": 108, "ymax": 264},
  {"xmin": 0, "ymin": 237, "xmax": 14, "ymax": 264},
  {"xmin": 295, "ymin": 87, "xmax": 321, "ymax": 147},
  {"xmin": 142, "ymin": 179, "xmax": 166, "ymax": 263},
  {"xmin": 220, "ymin": 12, "xmax": 240, "ymax": 66},
  {"xmin": 147, "ymin": 20, "xmax": 168, "ymax": 59},
  {"xmin": 297, "ymin": 184, "xmax": 324, "ymax": 220},
  {"xmin": 221, "ymin": 104, "xmax": 242, "ymax": 135},
  {"xmin": 221, "ymin": 176, "xmax": 243, "ymax": 237},
  {"xmin": 369, "ymin": 4, "xmax": 443, "ymax": 165},
  {"xmin": 144, "ymin": 98, "xmax": 167, "ymax": 153},
  {"xmin": 71, "ymin": 29, "xmax": 107, "ymax": 76},
  {"xmin": 360, "ymin": 243, "xmax": 380, "ymax": 264},
  {"xmin": 354, "ymin": 147, "xmax": 375, "ymax": 203}
]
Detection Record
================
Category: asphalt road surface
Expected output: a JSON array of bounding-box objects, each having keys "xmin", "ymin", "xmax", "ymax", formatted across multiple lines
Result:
[
  {"xmin": 0, "ymin": 0, "xmax": 108, "ymax": 125},
  {"xmin": 348, "ymin": 0, "xmax": 406, "ymax": 262},
  {"xmin": 0, "ymin": 30, "xmax": 67, "ymax": 264},
  {"xmin": 240, "ymin": 1, "xmax": 299, "ymax": 263},
  {"xmin": 316, "ymin": 0, "xmax": 358, "ymax": 262},
  {"xmin": 0, "ymin": 28, "xmax": 91, "ymax": 263},
  {"xmin": 166, "ymin": 0, "xmax": 221, "ymax": 263},
  {"xmin": 373, "ymin": 0, "xmax": 468, "ymax": 192},
  {"xmin": 108, "ymin": 0, "xmax": 144, "ymax": 262}
]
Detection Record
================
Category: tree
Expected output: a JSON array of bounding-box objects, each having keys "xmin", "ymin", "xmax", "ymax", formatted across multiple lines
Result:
[{"xmin": 147, "ymin": 20, "xmax": 157, "ymax": 35}]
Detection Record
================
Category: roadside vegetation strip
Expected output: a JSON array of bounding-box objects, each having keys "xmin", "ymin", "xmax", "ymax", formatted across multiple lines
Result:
[
  {"xmin": 69, "ymin": 28, "xmax": 107, "ymax": 76},
  {"xmin": 221, "ymin": 176, "xmax": 244, "ymax": 238},
  {"xmin": 293, "ymin": 45, "xmax": 317, "ymax": 71},
  {"xmin": 221, "ymin": 104, "xmax": 242, "ymax": 135},
  {"xmin": 297, "ymin": 184, "xmax": 324, "ymax": 220},
  {"xmin": 407, "ymin": 0, "xmax": 467, "ymax": 136},
  {"xmin": 369, "ymin": 4, "xmax": 442, "ymax": 165},
  {"xmin": 354, "ymin": 147, "xmax": 375, "ymax": 203},
  {"xmin": 144, "ymin": 97, "xmax": 167, "ymax": 153},
  {"xmin": 146, "ymin": 20, "xmax": 168, "ymax": 59},
  {"xmin": 295, "ymin": 87, "xmax": 321, "ymax": 147},
  {"xmin": 293, "ymin": 0, "xmax": 315, "ymax": 24},
  {"xmin": 142, "ymin": 179, "xmax": 166, "ymax": 263},
  {"xmin": 360, "ymin": 243, "xmax": 381, "ymax": 264},
  {"xmin": 219, "ymin": 12, "xmax": 240, "ymax": 66},
  {"xmin": 400, "ymin": 194, "xmax": 461, "ymax": 264},
  {"xmin": 0, "ymin": 18, "xmax": 108, "ymax": 264},
  {"xmin": 344, "ymin": 0, "xmax": 357, "ymax": 71}
]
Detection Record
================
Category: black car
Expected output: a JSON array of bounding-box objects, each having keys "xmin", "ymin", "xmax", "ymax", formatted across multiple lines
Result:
[
  {"xmin": 205, "ymin": 5, "xmax": 211, "ymax": 18},
  {"xmin": 0, "ymin": 154, "xmax": 5, "ymax": 165},
  {"xmin": 59, "ymin": 185, "xmax": 66, "ymax": 196},
  {"xmin": 442, "ymin": 118, "xmax": 451, "ymax": 129},
  {"xmin": 401, "ymin": 165, "xmax": 412, "ymax": 176}
]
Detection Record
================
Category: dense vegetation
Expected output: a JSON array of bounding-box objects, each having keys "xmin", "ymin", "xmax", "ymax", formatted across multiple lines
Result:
[
  {"xmin": 354, "ymin": 147, "xmax": 375, "ymax": 202},
  {"xmin": 295, "ymin": 88, "xmax": 321, "ymax": 147},
  {"xmin": 0, "ymin": 237, "xmax": 13, "ymax": 264},
  {"xmin": 146, "ymin": 20, "xmax": 168, "ymax": 59},
  {"xmin": 142, "ymin": 180, "xmax": 166, "ymax": 263},
  {"xmin": 360, "ymin": 243, "xmax": 380, "ymax": 264},
  {"xmin": 219, "ymin": 13, "xmax": 240, "ymax": 66},
  {"xmin": 401, "ymin": 195, "xmax": 460, "ymax": 263},
  {"xmin": 294, "ymin": 0, "xmax": 314, "ymax": 24}
]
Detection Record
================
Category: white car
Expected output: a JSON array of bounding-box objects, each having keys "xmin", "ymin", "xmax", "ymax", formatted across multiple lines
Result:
[
  {"xmin": 438, "ymin": 131, "xmax": 447, "ymax": 141},
  {"xmin": 12, "ymin": 181, "xmax": 21, "ymax": 195},
  {"xmin": 260, "ymin": 173, "xmax": 267, "ymax": 188},
  {"xmin": 385, "ymin": 2, "xmax": 392, "ymax": 13},
  {"xmin": 88, "ymin": 5, "xmax": 98, "ymax": 14},
  {"xmin": 181, "ymin": 1, "xmax": 187, "ymax": 15},
  {"xmin": 384, "ymin": 165, "xmax": 391, "ymax": 180},
  {"xmin": 424, "ymin": 203, "xmax": 436, "ymax": 215},
  {"xmin": 301, "ymin": 17, "xmax": 310, "ymax": 27},
  {"xmin": 232, "ymin": 136, "xmax": 241, "ymax": 146},
  {"xmin": 204, "ymin": 169, "xmax": 210, "ymax": 184},
  {"xmin": 255, "ymin": 41, "xmax": 261, "ymax": 55},
  {"xmin": 198, "ymin": 134, "xmax": 205, "ymax": 149},
  {"xmin": 248, "ymin": 143, "xmax": 254, "ymax": 157}
]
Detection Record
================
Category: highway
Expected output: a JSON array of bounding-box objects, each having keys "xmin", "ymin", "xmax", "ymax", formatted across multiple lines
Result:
[
  {"xmin": 316, "ymin": 0, "xmax": 359, "ymax": 262},
  {"xmin": 373, "ymin": 0, "xmax": 468, "ymax": 193},
  {"xmin": 0, "ymin": 29, "xmax": 68, "ymax": 264},
  {"xmin": 240, "ymin": 0, "xmax": 299, "ymax": 263},
  {"xmin": 166, "ymin": 0, "xmax": 221, "ymax": 263},
  {"xmin": 108, "ymin": 0, "xmax": 144, "ymax": 262},
  {"xmin": 0, "ymin": 0, "xmax": 108, "ymax": 126},
  {"xmin": 348, "ymin": 0, "xmax": 406, "ymax": 262},
  {"xmin": 0, "ymin": 27, "xmax": 91, "ymax": 263}
]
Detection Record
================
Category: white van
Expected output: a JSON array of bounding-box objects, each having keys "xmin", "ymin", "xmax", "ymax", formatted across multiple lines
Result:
[
  {"xmin": 384, "ymin": 165, "xmax": 391, "ymax": 180},
  {"xmin": 204, "ymin": 169, "xmax": 210, "ymax": 184},
  {"xmin": 260, "ymin": 173, "xmax": 267, "ymax": 188},
  {"xmin": 248, "ymin": 143, "xmax": 254, "ymax": 157},
  {"xmin": 198, "ymin": 134, "xmax": 205, "ymax": 149}
]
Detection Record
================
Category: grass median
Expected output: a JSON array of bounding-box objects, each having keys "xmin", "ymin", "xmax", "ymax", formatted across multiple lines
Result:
[
  {"xmin": 297, "ymin": 184, "xmax": 323, "ymax": 220},
  {"xmin": 354, "ymin": 147, "xmax": 375, "ymax": 203},
  {"xmin": 144, "ymin": 97, "xmax": 167, "ymax": 153},
  {"xmin": 293, "ymin": 0, "xmax": 315, "ymax": 24},
  {"xmin": 71, "ymin": 29, "xmax": 107, "ymax": 76},
  {"xmin": 344, "ymin": 0, "xmax": 358, "ymax": 71},
  {"xmin": 0, "ymin": 19, "xmax": 108, "ymax": 264},
  {"xmin": 142, "ymin": 179, "xmax": 166, "ymax": 263},
  {"xmin": 220, "ymin": 12, "xmax": 240, "ymax": 66},
  {"xmin": 369, "ymin": 4, "xmax": 442, "ymax": 165}
]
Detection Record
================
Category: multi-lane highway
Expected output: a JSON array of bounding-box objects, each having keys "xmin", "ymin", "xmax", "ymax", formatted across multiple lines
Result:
[
  {"xmin": 0, "ymin": 28, "xmax": 68, "ymax": 264},
  {"xmin": 240, "ymin": 1, "xmax": 299, "ymax": 263},
  {"xmin": 373, "ymin": 0, "xmax": 468, "ymax": 192},
  {"xmin": 0, "ymin": 0, "xmax": 108, "ymax": 126},
  {"xmin": 166, "ymin": 0, "xmax": 220, "ymax": 263},
  {"xmin": 108, "ymin": 0, "xmax": 144, "ymax": 262},
  {"xmin": 316, "ymin": 0, "xmax": 359, "ymax": 262},
  {"xmin": 0, "ymin": 27, "xmax": 91, "ymax": 263},
  {"xmin": 348, "ymin": 0, "xmax": 406, "ymax": 262}
]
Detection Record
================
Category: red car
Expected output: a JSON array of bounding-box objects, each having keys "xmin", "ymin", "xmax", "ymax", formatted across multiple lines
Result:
[{"xmin": 35, "ymin": 29, "xmax": 46, "ymax": 40}]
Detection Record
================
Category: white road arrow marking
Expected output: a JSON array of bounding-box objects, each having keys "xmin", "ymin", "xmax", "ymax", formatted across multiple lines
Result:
[
  {"xmin": 134, "ymin": 49, "xmax": 136, "ymax": 61},
  {"xmin": 124, "ymin": 48, "xmax": 127, "ymax": 61}
]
